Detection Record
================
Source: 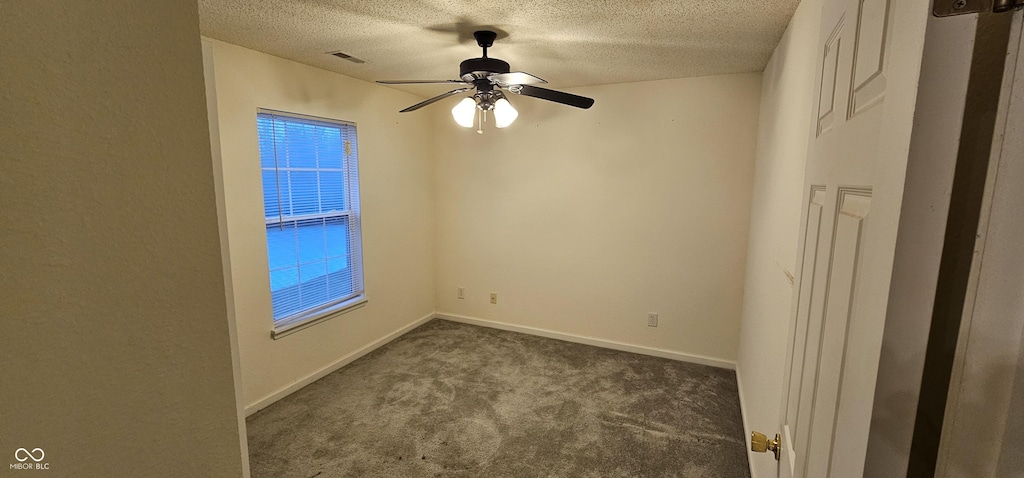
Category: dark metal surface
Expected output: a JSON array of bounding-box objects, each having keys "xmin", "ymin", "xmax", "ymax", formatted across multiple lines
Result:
[
  {"xmin": 514, "ymin": 85, "xmax": 595, "ymax": 109},
  {"xmin": 934, "ymin": 0, "xmax": 989, "ymax": 17},
  {"xmin": 460, "ymin": 57, "xmax": 511, "ymax": 79},
  {"xmin": 473, "ymin": 30, "xmax": 497, "ymax": 48},
  {"xmin": 935, "ymin": 0, "xmax": 1024, "ymax": 15},
  {"xmin": 993, "ymin": 0, "xmax": 1024, "ymax": 11}
]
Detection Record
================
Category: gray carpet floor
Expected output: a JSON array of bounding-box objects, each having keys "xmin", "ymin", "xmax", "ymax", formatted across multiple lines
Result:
[{"xmin": 247, "ymin": 319, "xmax": 751, "ymax": 477}]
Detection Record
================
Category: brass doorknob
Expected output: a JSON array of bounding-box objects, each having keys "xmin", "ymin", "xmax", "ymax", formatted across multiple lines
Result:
[{"xmin": 751, "ymin": 431, "xmax": 782, "ymax": 460}]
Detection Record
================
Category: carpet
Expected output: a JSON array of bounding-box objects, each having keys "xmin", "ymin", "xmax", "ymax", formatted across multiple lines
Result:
[{"xmin": 246, "ymin": 319, "xmax": 751, "ymax": 477}]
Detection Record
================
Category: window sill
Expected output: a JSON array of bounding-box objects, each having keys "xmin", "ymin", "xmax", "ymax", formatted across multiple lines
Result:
[{"xmin": 270, "ymin": 295, "xmax": 367, "ymax": 340}]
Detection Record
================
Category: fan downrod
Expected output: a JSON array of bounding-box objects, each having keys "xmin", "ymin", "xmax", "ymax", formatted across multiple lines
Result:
[{"xmin": 474, "ymin": 30, "xmax": 498, "ymax": 57}]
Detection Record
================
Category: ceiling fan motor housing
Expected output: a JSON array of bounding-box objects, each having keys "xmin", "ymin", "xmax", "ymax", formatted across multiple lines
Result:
[{"xmin": 460, "ymin": 57, "xmax": 510, "ymax": 82}]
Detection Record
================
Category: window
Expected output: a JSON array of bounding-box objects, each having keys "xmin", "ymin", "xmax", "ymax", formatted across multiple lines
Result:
[{"xmin": 257, "ymin": 110, "xmax": 364, "ymax": 337}]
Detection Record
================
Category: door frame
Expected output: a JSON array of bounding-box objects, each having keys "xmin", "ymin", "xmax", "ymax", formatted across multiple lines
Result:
[
  {"xmin": 933, "ymin": 11, "xmax": 1024, "ymax": 476},
  {"xmin": 866, "ymin": 9, "xmax": 1021, "ymax": 477}
]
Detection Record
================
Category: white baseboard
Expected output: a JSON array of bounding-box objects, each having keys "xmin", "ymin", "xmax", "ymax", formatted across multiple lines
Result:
[
  {"xmin": 435, "ymin": 312, "xmax": 736, "ymax": 370},
  {"xmin": 735, "ymin": 365, "xmax": 757, "ymax": 478},
  {"xmin": 244, "ymin": 311, "xmax": 436, "ymax": 416}
]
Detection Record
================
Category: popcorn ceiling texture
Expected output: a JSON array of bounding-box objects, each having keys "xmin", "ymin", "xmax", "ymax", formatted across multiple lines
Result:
[
  {"xmin": 199, "ymin": 0, "xmax": 798, "ymax": 97},
  {"xmin": 246, "ymin": 320, "xmax": 750, "ymax": 477}
]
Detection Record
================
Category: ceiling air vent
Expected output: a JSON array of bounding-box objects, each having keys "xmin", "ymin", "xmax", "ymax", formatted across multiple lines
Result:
[{"xmin": 328, "ymin": 51, "xmax": 366, "ymax": 64}]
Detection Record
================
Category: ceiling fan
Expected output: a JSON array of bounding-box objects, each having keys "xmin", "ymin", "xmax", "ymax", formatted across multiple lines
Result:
[{"xmin": 377, "ymin": 30, "xmax": 594, "ymax": 131}]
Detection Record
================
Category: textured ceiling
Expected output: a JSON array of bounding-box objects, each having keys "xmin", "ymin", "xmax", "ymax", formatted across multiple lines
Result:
[{"xmin": 198, "ymin": 0, "xmax": 800, "ymax": 98}]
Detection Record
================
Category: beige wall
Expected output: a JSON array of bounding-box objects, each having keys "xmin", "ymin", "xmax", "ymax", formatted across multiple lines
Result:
[
  {"xmin": 0, "ymin": 2, "xmax": 245, "ymax": 476},
  {"xmin": 433, "ymin": 74, "xmax": 762, "ymax": 363},
  {"xmin": 733, "ymin": 0, "xmax": 821, "ymax": 475},
  {"xmin": 206, "ymin": 40, "xmax": 437, "ymax": 412}
]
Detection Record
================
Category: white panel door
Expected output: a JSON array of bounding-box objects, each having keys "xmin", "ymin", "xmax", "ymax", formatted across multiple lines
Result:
[{"xmin": 774, "ymin": 0, "xmax": 934, "ymax": 476}]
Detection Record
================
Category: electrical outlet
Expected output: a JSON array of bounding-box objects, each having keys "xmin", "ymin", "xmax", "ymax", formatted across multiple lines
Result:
[
  {"xmin": 490, "ymin": 293, "xmax": 498, "ymax": 304},
  {"xmin": 648, "ymin": 313, "xmax": 659, "ymax": 327},
  {"xmin": 457, "ymin": 287, "xmax": 465, "ymax": 299}
]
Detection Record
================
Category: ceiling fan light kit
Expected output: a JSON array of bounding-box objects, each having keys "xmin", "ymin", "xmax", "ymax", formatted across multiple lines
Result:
[
  {"xmin": 492, "ymin": 98, "xmax": 518, "ymax": 128},
  {"xmin": 377, "ymin": 30, "xmax": 594, "ymax": 133},
  {"xmin": 451, "ymin": 97, "xmax": 478, "ymax": 127}
]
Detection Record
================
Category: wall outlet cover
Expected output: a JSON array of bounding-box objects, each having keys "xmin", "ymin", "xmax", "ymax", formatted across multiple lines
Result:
[{"xmin": 648, "ymin": 313, "xmax": 659, "ymax": 327}]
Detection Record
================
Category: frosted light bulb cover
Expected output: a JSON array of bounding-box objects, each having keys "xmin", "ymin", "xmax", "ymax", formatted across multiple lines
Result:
[
  {"xmin": 451, "ymin": 98, "xmax": 477, "ymax": 128},
  {"xmin": 493, "ymin": 98, "xmax": 518, "ymax": 128}
]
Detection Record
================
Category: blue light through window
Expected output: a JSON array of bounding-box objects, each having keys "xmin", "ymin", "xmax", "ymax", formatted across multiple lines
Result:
[{"xmin": 257, "ymin": 112, "xmax": 363, "ymax": 325}]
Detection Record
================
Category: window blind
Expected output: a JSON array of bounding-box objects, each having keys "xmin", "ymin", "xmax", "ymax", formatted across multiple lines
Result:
[{"xmin": 256, "ymin": 111, "xmax": 363, "ymax": 328}]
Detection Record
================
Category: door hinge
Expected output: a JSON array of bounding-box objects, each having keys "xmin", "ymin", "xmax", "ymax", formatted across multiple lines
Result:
[{"xmin": 935, "ymin": 0, "xmax": 1024, "ymax": 17}]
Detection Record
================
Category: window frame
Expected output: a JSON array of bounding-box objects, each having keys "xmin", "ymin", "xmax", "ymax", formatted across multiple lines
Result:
[{"xmin": 256, "ymin": 108, "xmax": 366, "ymax": 339}]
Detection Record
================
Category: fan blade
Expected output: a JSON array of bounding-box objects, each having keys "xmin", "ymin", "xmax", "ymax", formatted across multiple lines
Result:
[
  {"xmin": 399, "ymin": 87, "xmax": 474, "ymax": 113},
  {"xmin": 376, "ymin": 79, "xmax": 468, "ymax": 85},
  {"xmin": 488, "ymin": 71, "xmax": 547, "ymax": 86},
  {"xmin": 513, "ymin": 85, "xmax": 594, "ymax": 109}
]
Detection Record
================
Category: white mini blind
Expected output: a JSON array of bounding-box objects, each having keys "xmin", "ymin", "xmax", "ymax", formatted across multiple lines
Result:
[{"xmin": 256, "ymin": 110, "xmax": 363, "ymax": 328}]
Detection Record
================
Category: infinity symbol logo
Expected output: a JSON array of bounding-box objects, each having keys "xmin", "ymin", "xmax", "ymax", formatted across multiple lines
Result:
[{"xmin": 14, "ymin": 448, "xmax": 45, "ymax": 462}]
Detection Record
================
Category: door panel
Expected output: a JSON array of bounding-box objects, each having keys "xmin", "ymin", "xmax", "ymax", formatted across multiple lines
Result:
[
  {"xmin": 781, "ymin": 186, "xmax": 827, "ymax": 477},
  {"xmin": 785, "ymin": 186, "xmax": 827, "ymax": 433},
  {"xmin": 818, "ymin": 20, "xmax": 845, "ymax": 136},
  {"xmin": 849, "ymin": 0, "xmax": 892, "ymax": 116},
  {"xmin": 805, "ymin": 189, "xmax": 871, "ymax": 478}
]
